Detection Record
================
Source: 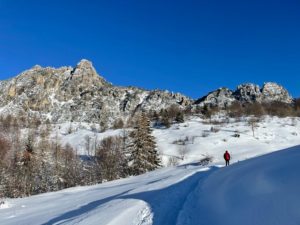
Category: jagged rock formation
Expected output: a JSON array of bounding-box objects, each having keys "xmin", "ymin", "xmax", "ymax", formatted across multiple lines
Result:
[
  {"xmin": 261, "ymin": 82, "xmax": 292, "ymax": 103},
  {"xmin": 234, "ymin": 83, "xmax": 262, "ymax": 102},
  {"xmin": 0, "ymin": 59, "xmax": 294, "ymax": 125},
  {"xmin": 0, "ymin": 60, "xmax": 191, "ymax": 126},
  {"xmin": 195, "ymin": 82, "xmax": 293, "ymax": 108},
  {"xmin": 194, "ymin": 88, "xmax": 235, "ymax": 108}
]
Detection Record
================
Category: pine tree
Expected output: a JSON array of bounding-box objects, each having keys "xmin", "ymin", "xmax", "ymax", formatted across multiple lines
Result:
[{"xmin": 129, "ymin": 113, "xmax": 160, "ymax": 175}]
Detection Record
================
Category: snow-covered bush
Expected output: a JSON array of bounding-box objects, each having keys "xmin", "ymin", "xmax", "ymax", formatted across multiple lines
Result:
[
  {"xmin": 291, "ymin": 132, "xmax": 298, "ymax": 136},
  {"xmin": 167, "ymin": 156, "xmax": 180, "ymax": 167},
  {"xmin": 172, "ymin": 136, "xmax": 194, "ymax": 145},
  {"xmin": 202, "ymin": 130, "xmax": 210, "ymax": 137},
  {"xmin": 210, "ymin": 126, "xmax": 220, "ymax": 133},
  {"xmin": 199, "ymin": 155, "xmax": 213, "ymax": 166},
  {"xmin": 179, "ymin": 146, "xmax": 188, "ymax": 160}
]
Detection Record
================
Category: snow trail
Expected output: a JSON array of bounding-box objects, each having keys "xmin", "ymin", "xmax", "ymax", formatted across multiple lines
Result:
[
  {"xmin": 0, "ymin": 165, "xmax": 212, "ymax": 225},
  {"xmin": 2, "ymin": 146, "xmax": 300, "ymax": 225},
  {"xmin": 118, "ymin": 167, "xmax": 217, "ymax": 225},
  {"xmin": 176, "ymin": 146, "xmax": 300, "ymax": 225}
]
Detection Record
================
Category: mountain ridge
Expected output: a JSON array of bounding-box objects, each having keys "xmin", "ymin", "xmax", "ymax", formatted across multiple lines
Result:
[{"xmin": 0, "ymin": 59, "xmax": 295, "ymax": 126}]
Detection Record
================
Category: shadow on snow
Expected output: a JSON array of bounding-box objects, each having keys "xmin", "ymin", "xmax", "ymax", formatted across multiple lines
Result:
[{"xmin": 42, "ymin": 166, "xmax": 219, "ymax": 225}]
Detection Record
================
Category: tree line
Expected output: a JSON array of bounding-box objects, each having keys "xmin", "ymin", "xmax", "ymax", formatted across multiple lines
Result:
[
  {"xmin": 0, "ymin": 113, "xmax": 160, "ymax": 198},
  {"xmin": 201, "ymin": 99, "xmax": 300, "ymax": 119}
]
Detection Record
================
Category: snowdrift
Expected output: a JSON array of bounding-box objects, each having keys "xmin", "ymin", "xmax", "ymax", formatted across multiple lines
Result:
[
  {"xmin": 177, "ymin": 145, "xmax": 300, "ymax": 225},
  {"xmin": 1, "ymin": 146, "xmax": 300, "ymax": 225}
]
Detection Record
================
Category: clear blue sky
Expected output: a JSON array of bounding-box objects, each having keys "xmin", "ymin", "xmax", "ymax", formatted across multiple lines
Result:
[{"xmin": 0, "ymin": 0, "xmax": 299, "ymax": 98}]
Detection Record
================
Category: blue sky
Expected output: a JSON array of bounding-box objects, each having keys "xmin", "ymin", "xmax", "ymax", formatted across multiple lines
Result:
[{"xmin": 0, "ymin": 0, "xmax": 299, "ymax": 98}]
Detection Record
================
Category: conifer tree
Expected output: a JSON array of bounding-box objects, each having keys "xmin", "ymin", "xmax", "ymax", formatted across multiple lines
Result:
[{"xmin": 129, "ymin": 113, "xmax": 160, "ymax": 175}]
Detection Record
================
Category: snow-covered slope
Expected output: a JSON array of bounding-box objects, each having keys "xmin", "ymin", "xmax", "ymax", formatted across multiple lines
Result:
[
  {"xmin": 1, "ymin": 117, "xmax": 300, "ymax": 225},
  {"xmin": 154, "ymin": 116, "xmax": 300, "ymax": 166},
  {"xmin": 177, "ymin": 145, "xmax": 300, "ymax": 225},
  {"xmin": 0, "ymin": 164, "xmax": 210, "ymax": 225},
  {"xmin": 56, "ymin": 116, "xmax": 300, "ymax": 166},
  {"xmin": 1, "ymin": 146, "xmax": 300, "ymax": 225}
]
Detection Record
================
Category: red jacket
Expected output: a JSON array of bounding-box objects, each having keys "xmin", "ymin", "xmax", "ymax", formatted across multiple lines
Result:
[{"xmin": 224, "ymin": 151, "xmax": 230, "ymax": 161}]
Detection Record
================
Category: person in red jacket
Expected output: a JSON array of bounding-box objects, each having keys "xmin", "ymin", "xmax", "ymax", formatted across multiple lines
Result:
[{"xmin": 224, "ymin": 150, "xmax": 230, "ymax": 166}]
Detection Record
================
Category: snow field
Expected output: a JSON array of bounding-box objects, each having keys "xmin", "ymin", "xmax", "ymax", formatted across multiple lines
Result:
[
  {"xmin": 1, "ymin": 116, "xmax": 300, "ymax": 225},
  {"xmin": 53, "ymin": 117, "xmax": 300, "ymax": 167},
  {"xmin": 176, "ymin": 146, "xmax": 300, "ymax": 225}
]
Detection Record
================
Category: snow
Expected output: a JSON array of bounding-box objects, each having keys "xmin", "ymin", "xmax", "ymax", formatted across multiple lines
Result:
[
  {"xmin": 0, "ymin": 166, "xmax": 205, "ymax": 225},
  {"xmin": 0, "ymin": 202, "xmax": 10, "ymax": 209},
  {"xmin": 153, "ymin": 116, "xmax": 300, "ymax": 166},
  {"xmin": 55, "ymin": 116, "xmax": 300, "ymax": 164},
  {"xmin": 2, "ymin": 146, "xmax": 300, "ymax": 225},
  {"xmin": 1, "ymin": 116, "xmax": 300, "ymax": 224},
  {"xmin": 176, "ymin": 146, "xmax": 300, "ymax": 225},
  {"xmin": 50, "ymin": 122, "xmax": 124, "ymax": 155}
]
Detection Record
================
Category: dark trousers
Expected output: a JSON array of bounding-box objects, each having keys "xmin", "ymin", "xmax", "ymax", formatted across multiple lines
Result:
[{"xmin": 225, "ymin": 160, "xmax": 230, "ymax": 166}]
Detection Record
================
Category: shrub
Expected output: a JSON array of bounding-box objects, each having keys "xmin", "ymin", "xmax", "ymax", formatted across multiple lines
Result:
[
  {"xmin": 199, "ymin": 155, "xmax": 213, "ymax": 166},
  {"xmin": 202, "ymin": 131, "xmax": 210, "ymax": 137},
  {"xmin": 227, "ymin": 101, "xmax": 243, "ymax": 118},
  {"xmin": 210, "ymin": 126, "xmax": 220, "ymax": 133},
  {"xmin": 167, "ymin": 156, "xmax": 180, "ymax": 167},
  {"xmin": 262, "ymin": 101, "xmax": 294, "ymax": 117},
  {"xmin": 113, "ymin": 118, "xmax": 124, "ymax": 129},
  {"xmin": 244, "ymin": 102, "xmax": 264, "ymax": 117}
]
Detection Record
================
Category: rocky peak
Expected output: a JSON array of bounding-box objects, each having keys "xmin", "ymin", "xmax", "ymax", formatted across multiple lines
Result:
[
  {"xmin": 195, "ymin": 88, "xmax": 235, "ymax": 108},
  {"xmin": 32, "ymin": 65, "xmax": 43, "ymax": 70},
  {"xmin": 70, "ymin": 59, "xmax": 110, "ymax": 87},
  {"xmin": 261, "ymin": 82, "xmax": 293, "ymax": 103},
  {"xmin": 195, "ymin": 82, "xmax": 293, "ymax": 108},
  {"xmin": 0, "ymin": 60, "xmax": 192, "ymax": 125},
  {"xmin": 72, "ymin": 59, "xmax": 96, "ymax": 76},
  {"xmin": 234, "ymin": 83, "xmax": 262, "ymax": 102}
]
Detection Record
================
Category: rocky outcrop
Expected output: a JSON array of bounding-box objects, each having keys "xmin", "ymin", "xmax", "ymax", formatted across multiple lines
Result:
[
  {"xmin": 234, "ymin": 83, "xmax": 262, "ymax": 102},
  {"xmin": 0, "ymin": 59, "xmax": 191, "ymax": 126},
  {"xmin": 195, "ymin": 82, "xmax": 293, "ymax": 108},
  {"xmin": 0, "ymin": 59, "xmax": 294, "ymax": 124},
  {"xmin": 194, "ymin": 88, "xmax": 235, "ymax": 108},
  {"xmin": 261, "ymin": 82, "xmax": 292, "ymax": 103}
]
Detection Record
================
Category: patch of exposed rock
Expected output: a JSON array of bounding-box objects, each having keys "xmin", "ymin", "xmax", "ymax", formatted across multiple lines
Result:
[
  {"xmin": 194, "ymin": 88, "xmax": 235, "ymax": 108},
  {"xmin": 0, "ymin": 59, "xmax": 294, "ymax": 125},
  {"xmin": 261, "ymin": 82, "xmax": 292, "ymax": 103},
  {"xmin": 195, "ymin": 82, "xmax": 293, "ymax": 108},
  {"xmin": 234, "ymin": 83, "xmax": 262, "ymax": 102},
  {"xmin": 0, "ymin": 60, "xmax": 191, "ymax": 126}
]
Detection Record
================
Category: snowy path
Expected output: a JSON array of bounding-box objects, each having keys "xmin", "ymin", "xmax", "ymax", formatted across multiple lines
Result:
[
  {"xmin": 2, "ymin": 146, "xmax": 300, "ymax": 225},
  {"xmin": 0, "ymin": 164, "xmax": 214, "ymax": 225},
  {"xmin": 176, "ymin": 146, "xmax": 300, "ymax": 225}
]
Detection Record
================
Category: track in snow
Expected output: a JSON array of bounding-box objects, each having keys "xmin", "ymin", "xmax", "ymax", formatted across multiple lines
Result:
[{"xmin": 2, "ymin": 146, "xmax": 300, "ymax": 225}]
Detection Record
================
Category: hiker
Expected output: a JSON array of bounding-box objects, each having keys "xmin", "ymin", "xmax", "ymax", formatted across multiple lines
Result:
[{"xmin": 224, "ymin": 150, "xmax": 230, "ymax": 166}]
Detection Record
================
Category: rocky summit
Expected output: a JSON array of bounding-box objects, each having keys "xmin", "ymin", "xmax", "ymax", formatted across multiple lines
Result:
[
  {"xmin": 0, "ymin": 60, "xmax": 295, "ymax": 126},
  {"xmin": 196, "ymin": 82, "xmax": 293, "ymax": 108},
  {"xmin": 0, "ymin": 60, "xmax": 191, "ymax": 126}
]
